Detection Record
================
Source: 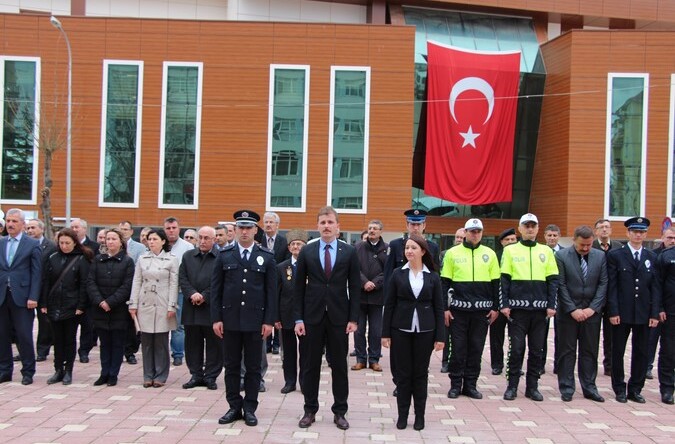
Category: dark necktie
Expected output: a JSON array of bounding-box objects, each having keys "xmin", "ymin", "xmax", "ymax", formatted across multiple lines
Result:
[
  {"xmin": 634, "ymin": 251, "xmax": 640, "ymax": 264},
  {"xmin": 324, "ymin": 244, "xmax": 332, "ymax": 278},
  {"xmin": 242, "ymin": 249, "xmax": 249, "ymax": 262},
  {"xmin": 601, "ymin": 243, "xmax": 609, "ymax": 251}
]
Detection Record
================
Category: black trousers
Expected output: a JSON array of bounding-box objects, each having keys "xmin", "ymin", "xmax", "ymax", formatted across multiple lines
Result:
[
  {"xmin": 390, "ymin": 329, "xmax": 434, "ymax": 419},
  {"xmin": 0, "ymin": 295, "xmax": 35, "ymax": 378},
  {"xmin": 303, "ymin": 313, "xmax": 349, "ymax": 416},
  {"xmin": 354, "ymin": 304, "xmax": 383, "ymax": 365},
  {"xmin": 51, "ymin": 317, "xmax": 79, "ymax": 371},
  {"xmin": 602, "ymin": 311, "xmax": 613, "ymax": 371},
  {"xmin": 647, "ymin": 323, "xmax": 662, "ymax": 370},
  {"xmin": 98, "ymin": 328, "xmax": 125, "ymax": 378},
  {"xmin": 556, "ymin": 313, "xmax": 601, "ymax": 396},
  {"xmin": 281, "ymin": 327, "xmax": 304, "ymax": 386},
  {"xmin": 77, "ymin": 310, "xmax": 95, "ymax": 357},
  {"xmin": 124, "ymin": 316, "xmax": 141, "ymax": 358},
  {"xmin": 36, "ymin": 309, "xmax": 53, "ymax": 358},
  {"xmin": 611, "ymin": 323, "xmax": 649, "ymax": 395},
  {"xmin": 658, "ymin": 316, "xmax": 675, "ymax": 396},
  {"xmin": 489, "ymin": 313, "xmax": 507, "ymax": 371},
  {"xmin": 185, "ymin": 324, "xmax": 223, "ymax": 382},
  {"xmin": 441, "ymin": 325, "xmax": 451, "ymax": 369},
  {"xmin": 507, "ymin": 310, "xmax": 547, "ymax": 388},
  {"xmin": 223, "ymin": 330, "xmax": 262, "ymax": 413},
  {"xmin": 448, "ymin": 309, "xmax": 489, "ymax": 386}
]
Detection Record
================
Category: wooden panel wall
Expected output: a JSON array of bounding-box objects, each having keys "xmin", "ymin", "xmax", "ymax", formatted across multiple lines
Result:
[
  {"xmin": 0, "ymin": 14, "xmax": 415, "ymax": 233},
  {"xmin": 534, "ymin": 29, "xmax": 675, "ymax": 236}
]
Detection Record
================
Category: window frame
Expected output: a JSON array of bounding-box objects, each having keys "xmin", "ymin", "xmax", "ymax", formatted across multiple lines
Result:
[
  {"xmin": 158, "ymin": 61, "xmax": 203, "ymax": 210},
  {"xmin": 327, "ymin": 66, "xmax": 370, "ymax": 214},
  {"xmin": 98, "ymin": 60, "xmax": 144, "ymax": 208},
  {"xmin": 265, "ymin": 64, "xmax": 310, "ymax": 213},
  {"xmin": 603, "ymin": 72, "xmax": 649, "ymax": 221},
  {"xmin": 668, "ymin": 74, "xmax": 675, "ymax": 218},
  {"xmin": 0, "ymin": 56, "xmax": 41, "ymax": 205}
]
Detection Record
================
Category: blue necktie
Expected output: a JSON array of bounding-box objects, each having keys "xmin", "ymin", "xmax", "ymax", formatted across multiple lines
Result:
[
  {"xmin": 580, "ymin": 256, "xmax": 588, "ymax": 281},
  {"xmin": 7, "ymin": 238, "xmax": 18, "ymax": 265}
]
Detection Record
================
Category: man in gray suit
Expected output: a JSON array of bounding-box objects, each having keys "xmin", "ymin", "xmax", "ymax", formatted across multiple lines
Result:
[
  {"xmin": 0, "ymin": 208, "xmax": 42, "ymax": 385},
  {"xmin": 118, "ymin": 221, "xmax": 146, "ymax": 263},
  {"xmin": 555, "ymin": 225, "xmax": 608, "ymax": 402}
]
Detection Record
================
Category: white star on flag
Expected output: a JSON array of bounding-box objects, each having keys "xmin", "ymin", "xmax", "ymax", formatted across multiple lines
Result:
[{"xmin": 459, "ymin": 125, "xmax": 480, "ymax": 148}]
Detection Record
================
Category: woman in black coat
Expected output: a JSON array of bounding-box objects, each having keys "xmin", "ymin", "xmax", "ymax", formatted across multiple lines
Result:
[
  {"xmin": 41, "ymin": 228, "xmax": 94, "ymax": 385},
  {"xmin": 87, "ymin": 228, "xmax": 135, "ymax": 387},
  {"xmin": 381, "ymin": 234, "xmax": 445, "ymax": 431}
]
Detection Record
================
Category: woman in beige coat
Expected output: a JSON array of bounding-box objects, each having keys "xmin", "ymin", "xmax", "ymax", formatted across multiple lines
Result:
[{"xmin": 129, "ymin": 229, "xmax": 179, "ymax": 387}]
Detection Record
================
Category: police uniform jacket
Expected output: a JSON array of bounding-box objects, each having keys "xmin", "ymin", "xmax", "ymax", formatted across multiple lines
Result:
[
  {"xmin": 657, "ymin": 247, "xmax": 675, "ymax": 315},
  {"xmin": 210, "ymin": 243, "xmax": 278, "ymax": 332},
  {"xmin": 277, "ymin": 258, "xmax": 296, "ymax": 328},
  {"xmin": 384, "ymin": 235, "xmax": 441, "ymax": 286},
  {"xmin": 440, "ymin": 241, "xmax": 500, "ymax": 311},
  {"xmin": 356, "ymin": 238, "xmax": 388, "ymax": 305},
  {"xmin": 129, "ymin": 250, "xmax": 179, "ymax": 333},
  {"xmin": 500, "ymin": 240, "xmax": 559, "ymax": 311},
  {"xmin": 179, "ymin": 246, "xmax": 219, "ymax": 326},
  {"xmin": 607, "ymin": 246, "xmax": 661, "ymax": 323}
]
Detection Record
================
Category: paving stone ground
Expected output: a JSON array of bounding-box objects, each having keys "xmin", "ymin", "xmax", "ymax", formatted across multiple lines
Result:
[{"xmin": 0, "ymin": 331, "xmax": 673, "ymax": 443}]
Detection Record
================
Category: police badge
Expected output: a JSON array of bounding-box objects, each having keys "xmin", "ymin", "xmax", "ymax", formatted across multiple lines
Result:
[
  {"xmin": 257, "ymin": 256, "xmax": 264, "ymax": 266},
  {"xmin": 645, "ymin": 259, "xmax": 651, "ymax": 269},
  {"xmin": 482, "ymin": 254, "xmax": 489, "ymax": 263},
  {"xmin": 539, "ymin": 253, "xmax": 546, "ymax": 262}
]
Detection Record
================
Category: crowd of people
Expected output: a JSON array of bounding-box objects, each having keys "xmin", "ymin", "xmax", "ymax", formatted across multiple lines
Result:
[{"xmin": 0, "ymin": 206, "xmax": 673, "ymax": 433}]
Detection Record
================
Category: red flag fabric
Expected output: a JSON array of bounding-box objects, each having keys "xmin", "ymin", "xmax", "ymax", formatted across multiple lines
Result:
[{"xmin": 424, "ymin": 41, "xmax": 520, "ymax": 205}]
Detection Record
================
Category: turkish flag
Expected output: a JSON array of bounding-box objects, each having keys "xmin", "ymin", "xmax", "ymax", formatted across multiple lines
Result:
[{"xmin": 424, "ymin": 41, "xmax": 520, "ymax": 205}]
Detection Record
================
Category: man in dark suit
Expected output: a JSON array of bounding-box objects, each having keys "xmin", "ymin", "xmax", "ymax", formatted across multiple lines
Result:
[
  {"xmin": 656, "ymin": 238, "xmax": 675, "ymax": 404},
  {"xmin": 592, "ymin": 218, "xmax": 623, "ymax": 376},
  {"xmin": 262, "ymin": 211, "xmax": 289, "ymax": 355},
  {"xmin": 555, "ymin": 225, "xmax": 607, "ymax": 402},
  {"xmin": 607, "ymin": 217, "xmax": 661, "ymax": 403},
  {"xmin": 0, "ymin": 209, "xmax": 42, "ymax": 385},
  {"xmin": 25, "ymin": 218, "xmax": 56, "ymax": 361},
  {"xmin": 294, "ymin": 206, "xmax": 361, "ymax": 430},
  {"xmin": 211, "ymin": 210, "xmax": 277, "ymax": 427},
  {"xmin": 71, "ymin": 217, "xmax": 100, "ymax": 363},
  {"xmin": 276, "ymin": 229, "xmax": 308, "ymax": 394},
  {"xmin": 180, "ymin": 226, "xmax": 222, "ymax": 391}
]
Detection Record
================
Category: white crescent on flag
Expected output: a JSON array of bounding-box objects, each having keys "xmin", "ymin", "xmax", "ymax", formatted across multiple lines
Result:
[{"xmin": 448, "ymin": 76, "xmax": 495, "ymax": 124}]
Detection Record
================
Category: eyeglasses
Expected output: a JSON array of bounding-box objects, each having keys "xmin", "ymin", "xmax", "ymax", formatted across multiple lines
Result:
[{"xmin": 184, "ymin": 236, "xmax": 195, "ymax": 240}]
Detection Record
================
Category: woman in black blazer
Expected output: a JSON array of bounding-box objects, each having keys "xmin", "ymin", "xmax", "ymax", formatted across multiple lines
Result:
[{"xmin": 382, "ymin": 234, "xmax": 445, "ymax": 431}]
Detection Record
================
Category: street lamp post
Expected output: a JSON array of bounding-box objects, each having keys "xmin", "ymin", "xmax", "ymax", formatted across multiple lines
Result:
[{"xmin": 49, "ymin": 16, "xmax": 72, "ymax": 228}]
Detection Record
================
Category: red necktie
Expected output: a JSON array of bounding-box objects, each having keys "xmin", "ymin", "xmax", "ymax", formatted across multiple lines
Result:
[{"xmin": 324, "ymin": 244, "xmax": 332, "ymax": 278}]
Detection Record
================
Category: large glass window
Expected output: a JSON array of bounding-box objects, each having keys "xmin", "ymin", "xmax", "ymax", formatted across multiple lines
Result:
[
  {"xmin": 159, "ymin": 62, "xmax": 202, "ymax": 208},
  {"xmin": 669, "ymin": 74, "xmax": 675, "ymax": 217},
  {"xmin": 605, "ymin": 74, "xmax": 648, "ymax": 219},
  {"xmin": 328, "ymin": 67, "xmax": 370, "ymax": 213},
  {"xmin": 99, "ymin": 61, "xmax": 143, "ymax": 207},
  {"xmin": 267, "ymin": 65, "xmax": 309, "ymax": 212},
  {"xmin": 0, "ymin": 58, "xmax": 40, "ymax": 204}
]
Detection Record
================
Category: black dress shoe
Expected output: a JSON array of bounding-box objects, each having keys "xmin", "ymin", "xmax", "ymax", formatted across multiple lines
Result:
[
  {"xmin": 440, "ymin": 364, "xmax": 449, "ymax": 373},
  {"xmin": 662, "ymin": 393, "xmax": 674, "ymax": 405},
  {"xmin": 218, "ymin": 409, "xmax": 242, "ymax": 424},
  {"xmin": 79, "ymin": 355, "xmax": 89, "ymax": 364},
  {"xmin": 396, "ymin": 416, "xmax": 407, "ymax": 429},
  {"xmin": 47, "ymin": 370, "xmax": 64, "ymax": 384},
  {"xmin": 13, "ymin": 355, "xmax": 20, "ymax": 362},
  {"xmin": 272, "ymin": 347, "xmax": 280, "ymax": 355},
  {"xmin": 447, "ymin": 388, "xmax": 460, "ymax": 399},
  {"xmin": 616, "ymin": 393, "xmax": 627, "ymax": 403},
  {"xmin": 205, "ymin": 380, "xmax": 217, "ymax": 390},
  {"xmin": 628, "ymin": 392, "xmax": 646, "ymax": 404},
  {"xmin": 258, "ymin": 382, "xmax": 266, "ymax": 393},
  {"xmin": 413, "ymin": 416, "xmax": 425, "ymax": 431},
  {"xmin": 107, "ymin": 376, "xmax": 118, "ymax": 386},
  {"xmin": 462, "ymin": 387, "xmax": 483, "ymax": 399},
  {"xmin": 21, "ymin": 375, "xmax": 33, "ymax": 385},
  {"xmin": 334, "ymin": 414, "xmax": 349, "ymax": 430},
  {"xmin": 298, "ymin": 412, "xmax": 315, "ymax": 428},
  {"xmin": 349, "ymin": 350, "xmax": 356, "ymax": 357},
  {"xmin": 561, "ymin": 393, "xmax": 573, "ymax": 402},
  {"xmin": 62, "ymin": 371, "xmax": 72, "ymax": 385},
  {"xmin": 182, "ymin": 377, "xmax": 203, "ymax": 389},
  {"xmin": 604, "ymin": 369, "xmax": 612, "ymax": 376},
  {"xmin": 525, "ymin": 389, "xmax": 543, "ymax": 401},
  {"xmin": 393, "ymin": 388, "xmax": 398, "ymax": 397},
  {"xmin": 645, "ymin": 370, "xmax": 653, "ymax": 380},
  {"xmin": 0, "ymin": 374, "xmax": 11, "ymax": 384},
  {"xmin": 93, "ymin": 375, "xmax": 109, "ymax": 386},
  {"xmin": 36, "ymin": 355, "xmax": 47, "ymax": 362},
  {"xmin": 503, "ymin": 387, "xmax": 517, "ymax": 400},
  {"xmin": 491, "ymin": 368, "xmax": 503, "ymax": 375},
  {"xmin": 280, "ymin": 384, "xmax": 296, "ymax": 394},
  {"xmin": 126, "ymin": 355, "xmax": 137, "ymax": 365},
  {"xmin": 243, "ymin": 411, "xmax": 258, "ymax": 426},
  {"xmin": 173, "ymin": 357, "xmax": 183, "ymax": 366},
  {"xmin": 584, "ymin": 392, "xmax": 605, "ymax": 403}
]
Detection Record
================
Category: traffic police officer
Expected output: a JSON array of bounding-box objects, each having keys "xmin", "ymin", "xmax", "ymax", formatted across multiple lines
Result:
[
  {"xmin": 500, "ymin": 213, "xmax": 559, "ymax": 401},
  {"xmin": 211, "ymin": 210, "xmax": 278, "ymax": 426},
  {"xmin": 656, "ymin": 237, "xmax": 675, "ymax": 404},
  {"xmin": 607, "ymin": 216, "xmax": 661, "ymax": 403},
  {"xmin": 441, "ymin": 218, "xmax": 500, "ymax": 399}
]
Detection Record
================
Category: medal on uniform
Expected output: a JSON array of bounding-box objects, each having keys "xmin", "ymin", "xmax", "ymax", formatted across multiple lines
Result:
[
  {"xmin": 257, "ymin": 256, "xmax": 264, "ymax": 266},
  {"xmin": 286, "ymin": 266, "xmax": 292, "ymax": 280}
]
